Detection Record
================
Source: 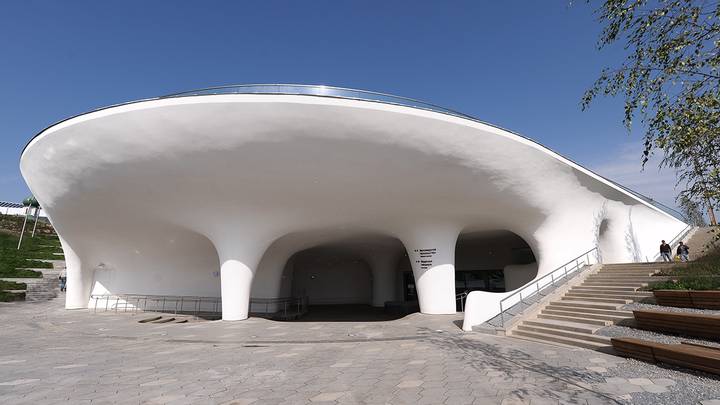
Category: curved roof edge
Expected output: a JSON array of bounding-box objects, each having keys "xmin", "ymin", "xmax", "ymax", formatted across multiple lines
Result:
[{"xmin": 20, "ymin": 84, "xmax": 688, "ymax": 223}]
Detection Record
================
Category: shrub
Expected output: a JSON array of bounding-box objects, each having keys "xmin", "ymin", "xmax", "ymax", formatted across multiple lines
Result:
[
  {"xmin": 648, "ymin": 276, "xmax": 720, "ymax": 291},
  {"xmin": 0, "ymin": 291, "xmax": 25, "ymax": 302},
  {"xmin": 0, "ymin": 280, "xmax": 27, "ymax": 290}
]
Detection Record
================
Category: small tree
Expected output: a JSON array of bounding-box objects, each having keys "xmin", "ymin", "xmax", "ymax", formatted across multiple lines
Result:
[{"xmin": 582, "ymin": 0, "xmax": 720, "ymax": 225}]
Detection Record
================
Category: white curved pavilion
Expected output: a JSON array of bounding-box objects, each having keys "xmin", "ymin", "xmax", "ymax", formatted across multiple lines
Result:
[{"xmin": 20, "ymin": 85, "xmax": 687, "ymax": 329}]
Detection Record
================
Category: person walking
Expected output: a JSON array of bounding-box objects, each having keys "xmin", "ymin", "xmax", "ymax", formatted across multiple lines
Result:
[
  {"xmin": 677, "ymin": 241, "xmax": 690, "ymax": 262},
  {"xmin": 58, "ymin": 270, "xmax": 67, "ymax": 292},
  {"xmin": 660, "ymin": 240, "xmax": 672, "ymax": 262}
]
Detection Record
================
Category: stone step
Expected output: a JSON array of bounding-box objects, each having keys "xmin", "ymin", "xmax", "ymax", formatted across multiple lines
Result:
[
  {"xmin": 545, "ymin": 304, "xmax": 633, "ymax": 317},
  {"xmin": 551, "ymin": 300, "xmax": 622, "ymax": 310},
  {"xmin": 516, "ymin": 324, "xmax": 610, "ymax": 344},
  {"xmin": 586, "ymin": 275, "xmax": 658, "ymax": 281},
  {"xmin": 594, "ymin": 275, "xmax": 655, "ymax": 279},
  {"xmin": 598, "ymin": 267, "xmax": 660, "ymax": 271},
  {"xmin": 523, "ymin": 319, "xmax": 599, "ymax": 334},
  {"xmin": 581, "ymin": 280, "xmax": 648, "ymax": 287},
  {"xmin": 568, "ymin": 288, "xmax": 653, "ymax": 297},
  {"xmin": 564, "ymin": 292, "xmax": 650, "ymax": 300},
  {"xmin": 572, "ymin": 286, "xmax": 639, "ymax": 292},
  {"xmin": 602, "ymin": 262, "xmax": 679, "ymax": 267},
  {"xmin": 598, "ymin": 268, "xmax": 662, "ymax": 272},
  {"xmin": 585, "ymin": 276, "xmax": 656, "ymax": 281},
  {"xmin": 541, "ymin": 309, "xmax": 629, "ymax": 323},
  {"xmin": 561, "ymin": 296, "xmax": 632, "ymax": 304},
  {"xmin": 537, "ymin": 313, "xmax": 611, "ymax": 326},
  {"xmin": 511, "ymin": 329, "xmax": 611, "ymax": 350}
]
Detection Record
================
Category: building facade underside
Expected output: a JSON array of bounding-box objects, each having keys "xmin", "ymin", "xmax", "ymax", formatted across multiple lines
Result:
[{"xmin": 19, "ymin": 85, "xmax": 688, "ymax": 329}]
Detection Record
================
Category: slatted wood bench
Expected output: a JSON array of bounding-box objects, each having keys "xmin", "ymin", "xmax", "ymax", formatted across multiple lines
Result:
[
  {"xmin": 653, "ymin": 290, "xmax": 720, "ymax": 309},
  {"xmin": 611, "ymin": 337, "xmax": 720, "ymax": 375},
  {"xmin": 633, "ymin": 310, "xmax": 720, "ymax": 340}
]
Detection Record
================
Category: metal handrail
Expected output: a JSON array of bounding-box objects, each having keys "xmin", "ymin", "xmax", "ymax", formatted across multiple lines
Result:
[
  {"xmin": 498, "ymin": 247, "xmax": 598, "ymax": 326},
  {"xmin": 455, "ymin": 291, "xmax": 469, "ymax": 313}
]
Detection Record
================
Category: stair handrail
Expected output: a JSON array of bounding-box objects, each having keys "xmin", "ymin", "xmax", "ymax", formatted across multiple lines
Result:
[
  {"xmin": 652, "ymin": 224, "xmax": 694, "ymax": 261},
  {"xmin": 456, "ymin": 291, "xmax": 469, "ymax": 312},
  {"xmin": 498, "ymin": 247, "xmax": 598, "ymax": 326}
]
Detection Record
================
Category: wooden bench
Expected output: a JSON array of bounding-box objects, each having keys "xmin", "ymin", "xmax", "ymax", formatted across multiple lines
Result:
[
  {"xmin": 653, "ymin": 290, "xmax": 720, "ymax": 309},
  {"xmin": 611, "ymin": 337, "xmax": 720, "ymax": 375},
  {"xmin": 633, "ymin": 310, "xmax": 720, "ymax": 340}
]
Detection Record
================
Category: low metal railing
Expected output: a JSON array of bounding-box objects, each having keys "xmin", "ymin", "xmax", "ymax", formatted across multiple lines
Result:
[
  {"xmin": 456, "ymin": 291, "xmax": 469, "ymax": 313},
  {"xmin": 90, "ymin": 293, "xmax": 309, "ymax": 319},
  {"xmin": 498, "ymin": 247, "xmax": 599, "ymax": 326},
  {"xmin": 249, "ymin": 296, "xmax": 309, "ymax": 319}
]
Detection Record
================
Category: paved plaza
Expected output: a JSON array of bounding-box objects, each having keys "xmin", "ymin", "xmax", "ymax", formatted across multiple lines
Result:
[{"xmin": 1, "ymin": 298, "xmax": 719, "ymax": 404}]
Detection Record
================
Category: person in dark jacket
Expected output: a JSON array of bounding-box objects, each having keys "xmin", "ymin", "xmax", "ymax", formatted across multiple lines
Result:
[
  {"xmin": 659, "ymin": 240, "xmax": 672, "ymax": 262},
  {"xmin": 677, "ymin": 241, "xmax": 690, "ymax": 262}
]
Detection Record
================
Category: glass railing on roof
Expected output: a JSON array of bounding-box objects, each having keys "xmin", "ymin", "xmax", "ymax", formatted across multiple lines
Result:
[
  {"xmin": 605, "ymin": 178, "xmax": 688, "ymax": 222},
  {"xmin": 160, "ymin": 84, "xmax": 477, "ymax": 121}
]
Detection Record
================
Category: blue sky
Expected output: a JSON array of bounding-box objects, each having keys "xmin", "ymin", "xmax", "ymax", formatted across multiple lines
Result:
[{"xmin": 0, "ymin": 1, "xmax": 677, "ymax": 207}]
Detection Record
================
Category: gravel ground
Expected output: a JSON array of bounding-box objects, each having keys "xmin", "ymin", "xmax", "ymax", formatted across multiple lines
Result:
[
  {"xmin": 623, "ymin": 301, "xmax": 720, "ymax": 316},
  {"xmin": 597, "ymin": 324, "xmax": 720, "ymax": 348},
  {"xmin": 609, "ymin": 357, "xmax": 720, "ymax": 405}
]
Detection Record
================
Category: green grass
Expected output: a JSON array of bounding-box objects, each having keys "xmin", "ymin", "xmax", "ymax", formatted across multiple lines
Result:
[
  {"xmin": 658, "ymin": 244, "xmax": 720, "ymax": 277},
  {"xmin": 647, "ymin": 244, "xmax": 720, "ymax": 291},
  {"xmin": 648, "ymin": 276, "xmax": 720, "ymax": 291},
  {"xmin": 0, "ymin": 222, "xmax": 63, "ymax": 278}
]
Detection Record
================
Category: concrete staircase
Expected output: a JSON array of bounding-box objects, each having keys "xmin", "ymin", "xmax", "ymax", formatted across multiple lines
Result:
[
  {"xmin": 686, "ymin": 226, "xmax": 718, "ymax": 257},
  {"xmin": 1, "ymin": 259, "xmax": 66, "ymax": 302},
  {"xmin": 510, "ymin": 262, "xmax": 676, "ymax": 350},
  {"xmin": 25, "ymin": 268, "xmax": 62, "ymax": 301}
]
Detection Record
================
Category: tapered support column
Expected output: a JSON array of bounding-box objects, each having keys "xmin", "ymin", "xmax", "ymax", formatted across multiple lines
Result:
[
  {"xmin": 367, "ymin": 252, "xmax": 399, "ymax": 307},
  {"xmin": 220, "ymin": 258, "xmax": 255, "ymax": 320},
  {"xmin": 59, "ymin": 237, "xmax": 93, "ymax": 309},
  {"xmin": 215, "ymin": 238, "xmax": 271, "ymax": 321},
  {"xmin": 400, "ymin": 224, "xmax": 460, "ymax": 314}
]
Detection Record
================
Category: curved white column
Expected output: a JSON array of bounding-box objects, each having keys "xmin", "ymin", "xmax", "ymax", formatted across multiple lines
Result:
[
  {"xmin": 214, "ymin": 237, "xmax": 272, "ymax": 321},
  {"xmin": 220, "ymin": 258, "xmax": 255, "ymax": 321},
  {"xmin": 58, "ymin": 237, "xmax": 93, "ymax": 309},
  {"xmin": 400, "ymin": 224, "xmax": 460, "ymax": 314}
]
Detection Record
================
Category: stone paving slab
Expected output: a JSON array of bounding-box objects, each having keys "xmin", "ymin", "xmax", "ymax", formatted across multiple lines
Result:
[{"xmin": 1, "ymin": 299, "xmax": 719, "ymax": 404}]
